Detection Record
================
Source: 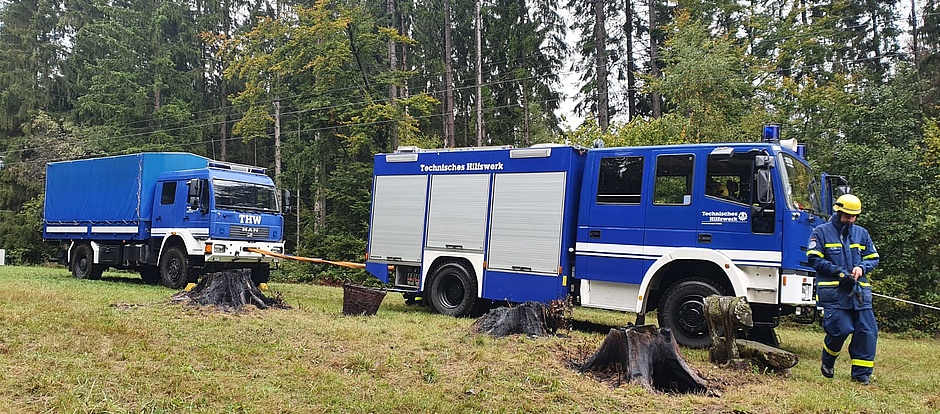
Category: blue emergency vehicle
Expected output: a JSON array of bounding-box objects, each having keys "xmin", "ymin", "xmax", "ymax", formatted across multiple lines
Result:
[
  {"xmin": 365, "ymin": 132, "xmax": 848, "ymax": 347},
  {"xmin": 43, "ymin": 153, "xmax": 287, "ymax": 289}
]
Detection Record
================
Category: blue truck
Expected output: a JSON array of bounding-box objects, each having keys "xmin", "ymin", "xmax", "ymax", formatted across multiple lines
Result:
[
  {"xmin": 43, "ymin": 153, "xmax": 287, "ymax": 289},
  {"xmin": 364, "ymin": 130, "xmax": 849, "ymax": 347}
]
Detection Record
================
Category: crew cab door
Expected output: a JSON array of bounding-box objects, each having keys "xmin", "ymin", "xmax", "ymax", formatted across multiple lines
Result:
[
  {"xmin": 576, "ymin": 150, "xmax": 648, "ymax": 284},
  {"xmin": 152, "ymin": 181, "xmax": 182, "ymax": 230}
]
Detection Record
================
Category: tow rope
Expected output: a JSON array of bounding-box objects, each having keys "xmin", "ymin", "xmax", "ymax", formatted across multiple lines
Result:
[
  {"xmin": 872, "ymin": 292, "xmax": 940, "ymax": 312},
  {"xmin": 246, "ymin": 247, "xmax": 365, "ymax": 269}
]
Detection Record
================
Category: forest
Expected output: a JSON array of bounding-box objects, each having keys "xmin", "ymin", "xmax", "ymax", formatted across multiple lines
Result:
[{"xmin": 0, "ymin": 0, "xmax": 938, "ymax": 334}]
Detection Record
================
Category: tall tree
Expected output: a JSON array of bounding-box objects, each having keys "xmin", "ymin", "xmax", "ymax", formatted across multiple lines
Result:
[{"xmin": 0, "ymin": 0, "xmax": 67, "ymax": 138}]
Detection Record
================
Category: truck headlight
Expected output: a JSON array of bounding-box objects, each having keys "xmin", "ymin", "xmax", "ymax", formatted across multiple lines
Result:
[
  {"xmin": 213, "ymin": 244, "xmax": 227, "ymax": 253},
  {"xmin": 271, "ymin": 247, "xmax": 283, "ymax": 254}
]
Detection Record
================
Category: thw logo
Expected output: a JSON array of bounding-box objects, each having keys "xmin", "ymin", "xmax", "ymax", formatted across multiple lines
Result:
[{"xmin": 239, "ymin": 214, "xmax": 262, "ymax": 224}]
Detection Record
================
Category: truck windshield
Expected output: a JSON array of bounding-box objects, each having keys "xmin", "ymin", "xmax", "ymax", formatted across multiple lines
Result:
[
  {"xmin": 212, "ymin": 179, "xmax": 279, "ymax": 212},
  {"xmin": 778, "ymin": 153, "xmax": 822, "ymax": 214}
]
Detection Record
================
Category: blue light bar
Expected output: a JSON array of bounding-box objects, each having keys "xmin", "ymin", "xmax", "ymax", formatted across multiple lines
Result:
[{"xmin": 762, "ymin": 125, "xmax": 780, "ymax": 142}]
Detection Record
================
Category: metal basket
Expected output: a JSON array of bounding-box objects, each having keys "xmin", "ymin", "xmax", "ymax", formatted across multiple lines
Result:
[{"xmin": 342, "ymin": 283, "xmax": 387, "ymax": 316}]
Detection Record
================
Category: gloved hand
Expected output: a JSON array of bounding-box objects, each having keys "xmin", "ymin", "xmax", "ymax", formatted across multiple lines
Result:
[
  {"xmin": 850, "ymin": 283, "xmax": 864, "ymax": 306},
  {"xmin": 838, "ymin": 270, "xmax": 856, "ymax": 291}
]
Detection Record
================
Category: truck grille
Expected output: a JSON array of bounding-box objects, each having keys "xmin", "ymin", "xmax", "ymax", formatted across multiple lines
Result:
[{"xmin": 230, "ymin": 225, "xmax": 270, "ymax": 238}]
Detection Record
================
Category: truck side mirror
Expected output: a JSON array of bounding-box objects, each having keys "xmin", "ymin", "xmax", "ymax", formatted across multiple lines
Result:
[
  {"xmin": 756, "ymin": 169, "xmax": 774, "ymax": 204},
  {"xmin": 187, "ymin": 178, "xmax": 201, "ymax": 209},
  {"xmin": 282, "ymin": 189, "xmax": 292, "ymax": 213}
]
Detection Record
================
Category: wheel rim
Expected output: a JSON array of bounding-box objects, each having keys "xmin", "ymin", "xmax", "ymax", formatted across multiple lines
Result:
[
  {"xmin": 166, "ymin": 257, "xmax": 182, "ymax": 284},
  {"xmin": 675, "ymin": 295, "xmax": 707, "ymax": 338},
  {"xmin": 439, "ymin": 274, "xmax": 465, "ymax": 309},
  {"xmin": 77, "ymin": 256, "xmax": 89, "ymax": 276}
]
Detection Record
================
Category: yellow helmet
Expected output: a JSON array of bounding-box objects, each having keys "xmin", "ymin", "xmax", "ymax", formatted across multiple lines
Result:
[{"xmin": 834, "ymin": 194, "xmax": 862, "ymax": 215}]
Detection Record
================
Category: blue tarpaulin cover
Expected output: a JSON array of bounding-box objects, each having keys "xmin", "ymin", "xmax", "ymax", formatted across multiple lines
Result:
[{"xmin": 44, "ymin": 153, "xmax": 209, "ymax": 224}]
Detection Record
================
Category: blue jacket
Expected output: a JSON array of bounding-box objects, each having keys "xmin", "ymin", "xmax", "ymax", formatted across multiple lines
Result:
[{"xmin": 807, "ymin": 214, "xmax": 880, "ymax": 310}]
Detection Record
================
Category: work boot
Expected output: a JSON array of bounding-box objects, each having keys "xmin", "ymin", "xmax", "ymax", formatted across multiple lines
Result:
[
  {"xmin": 821, "ymin": 364, "xmax": 834, "ymax": 378},
  {"xmin": 852, "ymin": 375, "xmax": 870, "ymax": 385}
]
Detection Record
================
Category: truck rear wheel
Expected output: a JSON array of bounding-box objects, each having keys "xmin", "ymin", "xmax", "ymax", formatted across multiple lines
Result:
[
  {"xmin": 429, "ymin": 262, "xmax": 477, "ymax": 317},
  {"xmin": 159, "ymin": 246, "xmax": 190, "ymax": 289},
  {"xmin": 71, "ymin": 244, "xmax": 103, "ymax": 280},
  {"xmin": 660, "ymin": 278, "xmax": 723, "ymax": 349},
  {"xmin": 139, "ymin": 267, "xmax": 161, "ymax": 284},
  {"xmin": 250, "ymin": 264, "xmax": 270, "ymax": 285}
]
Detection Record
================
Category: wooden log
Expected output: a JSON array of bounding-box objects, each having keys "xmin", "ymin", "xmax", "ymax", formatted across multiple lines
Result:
[
  {"xmin": 578, "ymin": 324, "xmax": 708, "ymax": 393},
  {"xmin": 736, "ymin": 339, "xmax": 799, "ymax": 375}
]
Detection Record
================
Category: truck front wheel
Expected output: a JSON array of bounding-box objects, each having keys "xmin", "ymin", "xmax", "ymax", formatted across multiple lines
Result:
[
  {"xmin": 660, "ymin": 278, "xmax": 723, "ymax": 348},
  {"xmin": 71, "ymin": 244, "xmax": 103, "ymax": 280},
  {"xmin": 159, "ymin": 246, "xmax": 191, "ymax": 289},
  {"xmin": 429, "ymin": 262, "xmax": 478, "ymax": 317}
]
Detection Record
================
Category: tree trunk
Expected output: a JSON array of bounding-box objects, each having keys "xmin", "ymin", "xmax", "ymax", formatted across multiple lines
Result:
[
  {"xmin": 579, "ymin": 324, "xmax": 708, "ymax": 393},
  {"xmin": 274, "ymin": 99, "xmax": 281, "ymax": 186},
  {"xmin": 388, "ymin": 0, "xmax": 399, "ymax": 150},
  {"xmin": 475, "ymin": 0, "xmax": 483, "ymax": 146},
  {"xmin": 593, "ymin": 0, "xmax": 609, "ymax": 132},
  {"xmin": 648, "ymin": 0, "xmax": 662, "ymax": 118},
  {"xmin": 443, "ymin": 0, "xmax": 456, "ymax": 148},
  {"xmin": 624, "ymin": 0, "xmax": 636, "ymax": 121}
]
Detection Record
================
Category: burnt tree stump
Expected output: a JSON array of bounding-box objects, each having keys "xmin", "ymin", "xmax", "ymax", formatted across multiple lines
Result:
[
  {"xmin": 578, "ymin": 324, "xmax": 708, "ymax": 393},
  {"xmin": 471, "ymin": 301, "xmax": 568, "ymax": 337},
  {"xmin": 172, "ymin": 269, "xmax": 290, "ymax": 311}
]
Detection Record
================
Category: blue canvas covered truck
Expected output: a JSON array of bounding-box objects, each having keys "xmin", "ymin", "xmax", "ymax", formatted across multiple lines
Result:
[
  {"xmin": 365, "ymin": 131, "xmax": 849, "ymax": 347},
  {"xmin": 43, "ymin": 153, "xmax": 287, "ymax": 289}
]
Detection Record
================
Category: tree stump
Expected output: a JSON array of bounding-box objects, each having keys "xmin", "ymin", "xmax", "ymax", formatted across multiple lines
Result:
[
  {"xmin": 578, "ymin": 324, "xmax": 708, "ymax": 393},
  {"xmin": 171, "ymin": 269, "xmax": 290, "ymax": 311},
  {"xmin": 471, "ymin": 300, "xmax": 568, "ymax": 337},
  {"xmin": 703, "ymin": 295, "xmax": 798, "ymax": 374},
  {"xmin": 704, "ymin": 295, "xmax": 753, "ymax": 365}
]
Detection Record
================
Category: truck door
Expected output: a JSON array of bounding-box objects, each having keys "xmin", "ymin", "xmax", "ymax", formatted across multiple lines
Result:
[
  {"xmin": 152, "ymin": 181, "xmax": 181, "ymax": 231},
  {"xmin": 698, "ymin": 148, "xmax": 780, "ymax": 265},
  {"xmin": 644, "ymin": 152, "xmax": 698, "ymax": 248},
  {"xmin": 184, "ymin": 178, "xmax": 210, "ymax": 237},
  {"xmin": 577, "ymin": 152, "xmax": 647, "ymax": 284}
]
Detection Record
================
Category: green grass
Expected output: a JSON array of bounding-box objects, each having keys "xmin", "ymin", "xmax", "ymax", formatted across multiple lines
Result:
[{"xmin": 1, "ymin": 266, "xmax": 938, "ymax": 413}]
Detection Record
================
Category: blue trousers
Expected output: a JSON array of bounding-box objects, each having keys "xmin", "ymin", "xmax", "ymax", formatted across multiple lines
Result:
[{"xmin": 821, "ymin": 308, "xmax": 878, "ymax": 380}]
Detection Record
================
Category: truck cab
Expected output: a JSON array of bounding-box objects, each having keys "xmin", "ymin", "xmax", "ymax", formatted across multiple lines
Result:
[
  {"xmin": 148, "ymin": 164, "xmax": 285, "ymax": 287},
  {"xmin": 576, "ymin": 138, "xmax": 844, "ymax": 347}
]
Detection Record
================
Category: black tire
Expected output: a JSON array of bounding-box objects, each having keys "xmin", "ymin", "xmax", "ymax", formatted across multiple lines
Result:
[
  {"xmin": 428, "ymin": 262, "xmax": 478, "ymax": 317},
  {"xmin": 250, "ymin": 264, "xmax": 270, "ymax": 285},
  {"xmin": 139, "ymin": 267, "xmax": 161, "ymax": 284},
  {"xmin": 660, "ymin": 278, "xmax": 723, "ymax": 348},
  {"xmin": 71, "ymin": 244, "xmax": 103, "ymax": 280},
  {"xmin": 159, "ymin": 246, "xmax": 191, "ymax": 289}
]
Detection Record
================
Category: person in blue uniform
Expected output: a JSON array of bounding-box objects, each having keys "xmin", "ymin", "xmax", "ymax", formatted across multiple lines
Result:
[{"xmin": 806, "ymin": 194, "xmax": 880, "ymax": 385}]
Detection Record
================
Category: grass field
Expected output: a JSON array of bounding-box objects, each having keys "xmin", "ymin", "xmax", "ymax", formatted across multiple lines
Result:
[{"xmin": 1, "ymin": 266, "xmax": 938, "ymax": 413}]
